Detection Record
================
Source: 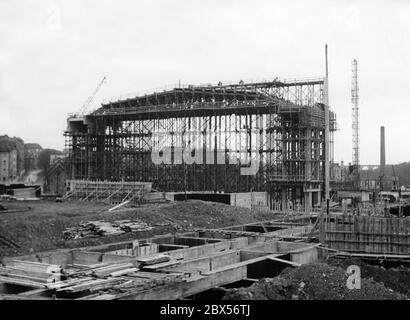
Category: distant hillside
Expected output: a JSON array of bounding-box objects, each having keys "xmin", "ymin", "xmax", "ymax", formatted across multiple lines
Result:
[
  {"xmin": 393, "ymin": 162, "xmax": 410, "ymax": 186},
  {"xmin": 360, "ymin": 162, "xmax": 410, "ymax": 187}
]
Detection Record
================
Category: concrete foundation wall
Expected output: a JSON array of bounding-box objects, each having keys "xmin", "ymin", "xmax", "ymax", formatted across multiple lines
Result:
[{"xmin": 290, "ymin": 247, "xmax": 319, "ymax": 264}]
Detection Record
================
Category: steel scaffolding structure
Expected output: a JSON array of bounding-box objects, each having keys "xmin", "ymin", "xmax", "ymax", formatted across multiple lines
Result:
[
  {"xmin": 65, "ymin": 78, "xmax": 336, "ymax": 210},
  {"xmin": 351, "ymin": 59, "xmax": 359, "ymax": 168}
]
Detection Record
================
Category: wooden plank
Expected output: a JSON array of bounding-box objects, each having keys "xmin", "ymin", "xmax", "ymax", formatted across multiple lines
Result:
[
  {"xmin": 5, "ymin": 260, "xmax": 61, "ymax": 274},
  {"xmin": 46, "ymin": 276, "xmax": 95, "ymax": 290},
  {"xmin": 125, "ymin": 272, "xmax": 167, "ymax": 279},
  {"xmin": 266, "ymin": 256, "xmax": 301, "ymax": 267},
  {"xmin": 141, "ymin": 260, "xmax": 180, "ymax": 271},
  {"xmin": 136, "ymin": 254, "xmax": 170, "ymax": 266},
  {"xmin": 85, "ymin": 293, "xmax": 117, "ymax": 300},
  {"xmin": 62, "ymin": 278, "xmax": 122, "ymax": 293},
  {"xmin": 18, "ymin": 288, "xmax": 50, "ymax": 297},
  {"xmin": 92, "ymin": 263, "xmax": 136, "ymax": 277},
  {"xmin": 0, "ymin": 276, "xmax": 46, "ymax": 288},
  {"xmin": 0, "ymin": 293, "xmax": 49, "ymax": 300},
  {"xmin": 89, "ymin": 279, "xmax": 129, "ymax": 292},
  {"xmin": 342, "ymin": 215, "xmax": 345, "ymax": 252},
  {"xmin": 0, "ymin": 272, "xmax": 58, "ymax": 284},
  {"xmin": 108, "ymin": 200, "xmax": 131, "ymax": 212},
  {"xmin": 0, "ymin": 266, "xmax": 61, "ymax": 282},
  {"xmin": 109, "ymin": 268, "xmax": 139, "ymax": 277},
  {"xmin": 117, "ymin": 261, "xmax": 250, "ymax": 300}
]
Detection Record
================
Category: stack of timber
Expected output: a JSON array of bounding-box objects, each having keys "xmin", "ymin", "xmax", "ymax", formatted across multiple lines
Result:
[
  {"xmin": 136, "ymin": 254, "xmax": 171, "ymax": 266},
  {"xmin": 87, "ymin": 262, "xmax": 138, "ymax": 278},
  {"xmin": 115, "ymin": 220, "xmax": 153, "ymax": 232},
  {"xmin": 63, "ymin": 221, "xmax": 121, "ymax": 239},
  {"xmin": 0, "ymin": 260, "xmax": 62, "ymax": 287},
  {"xmin": 49, "ymin": 259, "xmax": 184, "ymax": 295}
]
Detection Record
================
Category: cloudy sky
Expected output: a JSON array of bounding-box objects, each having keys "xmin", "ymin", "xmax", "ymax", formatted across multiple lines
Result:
[{"xmin": 1, "ymin": 0, "xmax": 409, "ymax": 164}]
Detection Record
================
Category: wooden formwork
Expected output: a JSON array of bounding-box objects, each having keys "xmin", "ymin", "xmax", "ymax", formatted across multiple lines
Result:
[
  {"xmin": 64, "ymin": 180, "xmax": 153, "ymax": 204},
  {"xmin": 0, "ymin": 224, "xmax": 319, "ymax": 300},
  {"xmin": 319, "ymin": 214, "xmax": 410, "ymax": 255}
]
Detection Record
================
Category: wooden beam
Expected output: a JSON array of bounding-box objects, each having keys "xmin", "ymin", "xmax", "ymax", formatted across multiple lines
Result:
[
  {"xmin": 18, "ymin": 288, "xmax": 50, "ymax": 297},
  {"xmin": 108, "ymin": 200, "xmax": 131, "ymax": 212},
  {"xmin": 266, "ymin": 256, "xmax": 301, "ymax": 267},
  {"xmin": 0, "ymin": 276, "xmax": 46, "ymax": 289}
]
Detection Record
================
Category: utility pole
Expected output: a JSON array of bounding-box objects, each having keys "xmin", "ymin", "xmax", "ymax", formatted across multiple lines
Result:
[
  {"xmin": 324, "ymin": 44, "xmax": 330, "ymax": 203},
  {"xmin": 380, "ymin": 126, "xmax": 386, "ymax": 192}
]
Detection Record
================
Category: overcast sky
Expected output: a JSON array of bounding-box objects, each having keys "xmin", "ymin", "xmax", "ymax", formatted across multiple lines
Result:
[{"xmin": 1, "ymin": 0, "xmax": 409, "ymax": 164}]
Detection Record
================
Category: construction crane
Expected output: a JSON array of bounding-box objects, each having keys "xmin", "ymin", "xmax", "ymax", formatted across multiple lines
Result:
[{"xmin": 77, "ymin": 76, "xmax": 106, "ymax": 116}]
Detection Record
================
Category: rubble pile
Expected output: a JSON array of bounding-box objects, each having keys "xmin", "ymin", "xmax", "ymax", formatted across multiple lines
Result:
[
  {"xmin": 223, "ymin": 262, "xmax": 408, "ymax": 300},
  {"xmin": 63, "ymin": 220, "xmax": 153, "ymax": 240}
]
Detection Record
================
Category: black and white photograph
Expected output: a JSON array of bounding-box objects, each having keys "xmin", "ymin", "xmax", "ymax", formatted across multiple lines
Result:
[{"xmin": 0, "ymin": 0, "xmax": 409, "ymax": 311}]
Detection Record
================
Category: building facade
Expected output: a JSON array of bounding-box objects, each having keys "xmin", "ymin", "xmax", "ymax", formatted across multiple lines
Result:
[{"xmin": 0, "ymin": 150, "xmax": 18, "ymax": 182}]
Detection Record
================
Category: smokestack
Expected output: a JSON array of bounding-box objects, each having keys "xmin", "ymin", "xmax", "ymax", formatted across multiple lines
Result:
[{"xmin": 380, "ymin": 126, "xmax": 385, "ymax": 190}]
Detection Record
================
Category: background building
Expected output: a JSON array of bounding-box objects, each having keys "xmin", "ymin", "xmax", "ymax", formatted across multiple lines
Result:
[
  {"xmin": 0, "ymin": 135, "xmax": 25, "ymax": 183},
  {"xmin": 0, "ymin": 149, "xmax": 18, "ymax": 182}
]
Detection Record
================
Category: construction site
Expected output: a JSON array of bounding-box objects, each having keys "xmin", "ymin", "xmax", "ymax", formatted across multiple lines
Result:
[{"xmin": 0, "ymin": 47, "xmax": 409, "ymax": 301}]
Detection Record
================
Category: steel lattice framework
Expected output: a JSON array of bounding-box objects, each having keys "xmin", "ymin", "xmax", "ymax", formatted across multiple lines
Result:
[
  {"xmin": 352, "ymin": 59, "xmax": 359, "ymax": 167},
  {"xmin": 65, "ymin": 78, "xmax": 336, "ymax": 210}
]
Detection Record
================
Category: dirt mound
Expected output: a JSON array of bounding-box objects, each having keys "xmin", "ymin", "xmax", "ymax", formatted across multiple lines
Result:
[
  {"xmin": 0, "ymin": 199, "xmax": 273, "ymax": 257},
  {"xmin": 326, "ymin": 257, "xmax": 410, "ymax": 296},
  {"xmin": 223, "ymin": 262, "xmax": 407, "ymax": 300}
]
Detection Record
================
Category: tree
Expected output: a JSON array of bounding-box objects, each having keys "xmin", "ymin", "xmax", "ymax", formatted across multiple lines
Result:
[{"xmin": 38, "ymin": 149, "xmax": 52, "ymax": 173}]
